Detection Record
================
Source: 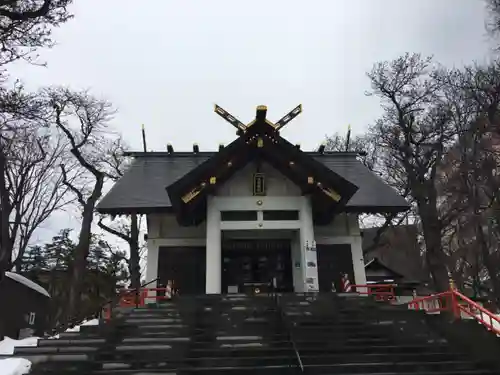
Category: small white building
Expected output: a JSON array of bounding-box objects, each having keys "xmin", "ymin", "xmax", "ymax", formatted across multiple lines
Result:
[{"xmin": 97, "ymin": 105, "xmax": 408, "ymax": 295}]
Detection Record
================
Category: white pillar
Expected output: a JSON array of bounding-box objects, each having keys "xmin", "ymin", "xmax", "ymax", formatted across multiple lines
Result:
[
  {"xmin": 206, "ymin": 196, "xmax": 222, "ymax": 294},
  {"xmin": 145, "ymin": 240, "xmax": 159, "ymax": 303},
  {"xmin": 299, "ymin": 196, "xmax": 319, "ymax": 292},
  {"xmin": 351, "ymin": 235, "xmax": 367, "ymax": 293}
]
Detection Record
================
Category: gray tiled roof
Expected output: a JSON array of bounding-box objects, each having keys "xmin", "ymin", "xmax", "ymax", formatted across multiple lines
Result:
[{"xmin": 97, "ymin": 152, "xmax": 409, "ymax": 214}]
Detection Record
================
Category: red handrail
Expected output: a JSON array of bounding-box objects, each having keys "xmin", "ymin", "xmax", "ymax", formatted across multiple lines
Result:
[
  {"xmin": 452, "ymin": 290, "xmax": 500, "ymax": 335},
  {"xmin": 351, "ymin": 284, "xmax": 397, "ymax": 301},
  {"xmin": 406, "ymin": 289, "xmax": 500, "ymax": 336},
  {"xmin": 351, "ymin": 282, "xmax": 500, "ymax": 336},
  {"xmin": 118, "ymin": 287, "xmax": 174, "ymax": 307},
  {"xmin": 408, "ymin": 291, "xmax": 452, "ymax": 314}
]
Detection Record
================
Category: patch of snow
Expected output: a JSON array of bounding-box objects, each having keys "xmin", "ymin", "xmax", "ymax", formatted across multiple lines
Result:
[
  {"xmin": 5, "ymin": 272, "xmax": 50, "ymax": 298},
  {"xmin": 0, "ymin": 337, "xmax": 39, "ymax": 355},
  {"xmin": 50, "ymin": 318, "xmax": 100, "ymax": 336},
  {"xmin": 82, "ymin": 319, "xmax": 99, "ymax": 326},
  {"xmin": 0, "ymin": 358, "xmax": 31, "ymax": 375},
  {"xmin": 65, "ymin": 319, "xmax": 99, "ymax": 332}
]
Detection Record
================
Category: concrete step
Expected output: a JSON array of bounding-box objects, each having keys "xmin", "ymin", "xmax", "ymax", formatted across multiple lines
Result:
[{"xmin": 298, "ymin": 361, "xmax": 492, "ymax": 374}]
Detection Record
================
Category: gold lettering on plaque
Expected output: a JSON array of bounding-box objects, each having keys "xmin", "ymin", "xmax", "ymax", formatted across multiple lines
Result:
[{"xmin": 253, "ymin": 173, "xmax": 266, "ymax": 196}]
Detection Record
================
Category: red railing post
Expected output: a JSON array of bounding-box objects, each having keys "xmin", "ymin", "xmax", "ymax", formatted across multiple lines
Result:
[{"xmin": 448, "ymin": 277, "xmax": 461, "ymax": 319}]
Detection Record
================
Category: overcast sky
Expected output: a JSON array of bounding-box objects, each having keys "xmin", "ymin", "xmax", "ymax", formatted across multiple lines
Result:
[
  {"xmin": 10, "ymin": 0, "xmax": 494, "ymax": 243},
  {"xmin": 10, "ymin": 0, "xmax": 494, "ymax": 153}
]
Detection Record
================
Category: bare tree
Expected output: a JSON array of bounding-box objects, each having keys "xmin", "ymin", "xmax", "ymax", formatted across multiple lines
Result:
[
  {"xmin": 5, "ymin": 126, "xmax": 77, "ymax": 271},
  {"xmin": 0, "ymin": 0, "xmax": 73, "ymax": 67},
  {"xmin": 98, "ymin": 215, "xmax": 145, "ymax": 293},
  {"xmin": 0, "ymin": 0, "xmax": 73, "ymax": 281},
  {"xmin": 366, "ymin": 53, "xmax": 457, "ymax": 291},
  {"xmin": 486, "ymin": 0, "xmax": 500, "ymax": 43},
  {"xmin": 47, "ymin": 87, "xmax": 116, "ymax": 321},
  {"xmin": 436, "ymin": 61, "xmax": 500, "ymax": 302},
  {"xmin": 0, "ymin": 85, "xmax": 51, "ymax": 275},
  {"xmin": 324, "ymin": 131, "xmax": 414, "ymax": 254}
]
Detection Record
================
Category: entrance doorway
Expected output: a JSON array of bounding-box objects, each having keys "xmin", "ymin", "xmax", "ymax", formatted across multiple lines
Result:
[{"xmin": 222, "ymin": 239, "xmax": 293, "ymax": 294}]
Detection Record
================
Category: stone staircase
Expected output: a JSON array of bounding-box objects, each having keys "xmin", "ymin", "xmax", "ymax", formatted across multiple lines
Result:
[
  {"xmin": 4, "ymin": 293, "xmax": 500, "ymax": 374},
  {"xmin": 281, "ymin": 293, "xmax": 499, "ymax": 374}
]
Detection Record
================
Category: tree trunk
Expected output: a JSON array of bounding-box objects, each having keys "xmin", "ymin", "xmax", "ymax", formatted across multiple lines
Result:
[
  {"xmin": 0, "ymin": 147, "xmax": 13, "ymax": 275},
  {"xmin": 65, "ymin": 171, "xmax": 104, "ymax": 322},
  {"xmin": 66, "ymin": 204, "xmax": 94, "ymax": 321},
  {"xmin": 419, "ymin": 203, "xmax": 450, "ymax": 292},
  {"xmin": 477, "ymin": 220, "xmax": 500, "ymax": 307}
]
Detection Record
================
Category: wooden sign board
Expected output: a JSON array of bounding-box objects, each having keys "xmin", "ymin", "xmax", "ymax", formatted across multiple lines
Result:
[{"xmin": 253, "ymin": 173, "xmax": 266, "ymax": 196}]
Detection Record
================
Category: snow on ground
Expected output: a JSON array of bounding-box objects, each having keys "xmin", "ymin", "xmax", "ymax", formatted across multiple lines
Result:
[
  {"xmin": 54, "ymin": 318, "xmax": 100, "ymax": 334},
  {"xmin": 0, "ymin": 337, "xmax": 39, "ymax": 355},
  {"xmin": 0, "ymin": 337, "xmax": 37, "ymax": 375},
  {"xmin": 0, "ymin": 318, "xmax": 100, "ymax": 375},
  {"xmin": 0, "ymin": 358, "xmax": 31, "ymax": 375}
]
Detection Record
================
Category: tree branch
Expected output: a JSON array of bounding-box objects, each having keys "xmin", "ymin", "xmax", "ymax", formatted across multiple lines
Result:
[
  {"xmin": 60, "ymin": 163, "xmax": 84, "ymax": 206},
  {"xmin": 98, "ymin": 217, "xmax": 131, "ymax": 244}
]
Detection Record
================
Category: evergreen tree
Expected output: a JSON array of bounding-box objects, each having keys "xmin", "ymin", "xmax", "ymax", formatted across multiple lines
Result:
[{"xmin": 20, "ymin": 245, "xmax": 49, "ymax": 273}]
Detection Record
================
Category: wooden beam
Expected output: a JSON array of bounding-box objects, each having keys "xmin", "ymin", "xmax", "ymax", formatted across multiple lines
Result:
[
  {"xmin": 275, "ymin": 104, "xmax": 302, "ymax": 131},
  {"xmin": 214, "ymin": 104, "xmax": 246, "ymax": 133}
]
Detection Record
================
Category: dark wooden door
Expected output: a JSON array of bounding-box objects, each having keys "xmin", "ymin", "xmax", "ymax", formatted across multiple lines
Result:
[
  {"xmin": 316, "ymin": 244, "xmax": 354, "ymax": 292},
  {"xmin": 158, "ymin": 246, "xmax": 206, "ymax": 295},
  {"xmin": 222, "ymin": 239, "xmax": 293, "ymax": 293}
]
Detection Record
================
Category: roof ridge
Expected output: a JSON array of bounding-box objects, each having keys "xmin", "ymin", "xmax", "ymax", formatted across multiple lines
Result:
[{"xmin": 124, "ymin": 151, "xmax": 361, "ymax": 157}]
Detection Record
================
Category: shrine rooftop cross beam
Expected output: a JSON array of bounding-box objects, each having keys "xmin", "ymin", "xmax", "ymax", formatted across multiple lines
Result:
[{"xmin": 214, "ymin": 104, "xmax": 302, "ymax": 135}]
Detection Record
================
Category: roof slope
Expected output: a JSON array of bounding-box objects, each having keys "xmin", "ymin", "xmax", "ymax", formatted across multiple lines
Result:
[
  {"xmin": 97, "ymin": 152, "xmax": 409, "ymax": 214},
  {"xmin": 5, "ymin": 271, "xmax": 50, "ymax": 297}
]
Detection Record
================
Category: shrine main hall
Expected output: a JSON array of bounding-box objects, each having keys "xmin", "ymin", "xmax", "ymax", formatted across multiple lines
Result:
[{"xmin": 97, "ymin": 105, "xmax": 408, "ymax": 295}]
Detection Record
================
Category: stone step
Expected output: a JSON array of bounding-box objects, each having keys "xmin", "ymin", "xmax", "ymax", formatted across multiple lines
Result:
[
  {"xmin": 124, "ymin": 318, "xmax": 183, "ymax": 324},
  {"xmin": 83, "ymin": 369, "xmax": 499, "ymax": 375},
  {"xmin": 92, "ymin": 364, "xmax": 296, "ymax": 375},
  {"xmin": 14, "ymin": 346, "xmax": 99, "ymax": 355},
  {"xmin": 298, "ymin": 360, "xmax": 490, "ymax": 374},
  {"xmin": 38, "ymin": 338, "xmax": 106, "ymax": 347},
  {"xmin": 187, "ymin": 345, "xmax": 455, "ymax": 358},
  {"xmin": 89, "ymin": 352, "xmax": 470, "ymax": 369}
]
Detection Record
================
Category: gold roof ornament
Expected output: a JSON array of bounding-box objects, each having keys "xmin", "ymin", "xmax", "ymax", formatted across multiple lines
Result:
[
  {"xmin": 322, "ymin": 187, "xmax": 341, "ymax": 202},
  {"xmin": 214, "ymin": 103, "xmax": 303, "ymax": 134}
]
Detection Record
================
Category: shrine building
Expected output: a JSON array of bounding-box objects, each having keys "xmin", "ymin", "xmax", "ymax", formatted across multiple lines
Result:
[{"xmin": 97, "ymin": 105, "xmax": 409, "ymax": 295}]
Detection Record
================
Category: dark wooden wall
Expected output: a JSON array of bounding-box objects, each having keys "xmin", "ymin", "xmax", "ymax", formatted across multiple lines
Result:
[
  {"xmin": 0, "ymin": 276, "xmax": 50, "ymax": 339},
  {"xmin": 158, "ymin": 246, "xmax": 206, "ymax": 295},
  {"xmin": 316, "ymin": 244, "xmax": 354, "ymax": 292}
]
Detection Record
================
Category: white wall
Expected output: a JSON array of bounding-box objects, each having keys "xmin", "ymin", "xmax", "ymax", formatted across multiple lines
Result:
[{"xmin": 215, "ymin": 162, "xmax": 301, "ymax": 197}]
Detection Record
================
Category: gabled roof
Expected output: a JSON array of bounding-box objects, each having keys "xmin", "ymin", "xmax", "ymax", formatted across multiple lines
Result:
[
  {"xmin": 97, "ymin": 105, "xmax": 409, "ymax": 223},
  {"xmin": 165, "ymin": 107, "xmax": 359, "ymax": 224},
  {"xmin": 97, "ymin": 153, "xmax": 409, "ymax": 216}
]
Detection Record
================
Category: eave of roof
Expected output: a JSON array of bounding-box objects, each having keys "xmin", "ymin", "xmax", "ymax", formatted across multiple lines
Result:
[
  {"xmin": 364, "ymin": 257, "xmax": 404, "ymax": 278},
  {"xmin": 97, "ymin": 151, "xmax": 409, "ymax": 215}
]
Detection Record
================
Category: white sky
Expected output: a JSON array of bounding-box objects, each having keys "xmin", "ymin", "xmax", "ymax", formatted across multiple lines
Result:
[{"xmin": 9, "ymin": 0, "xmax": 494, "ymax": 244}]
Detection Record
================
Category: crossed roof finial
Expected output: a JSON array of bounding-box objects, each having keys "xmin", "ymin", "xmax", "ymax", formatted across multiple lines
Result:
[{"xmin": 214, "ymin": 104, "xmax": 302, "ymax": 135}]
